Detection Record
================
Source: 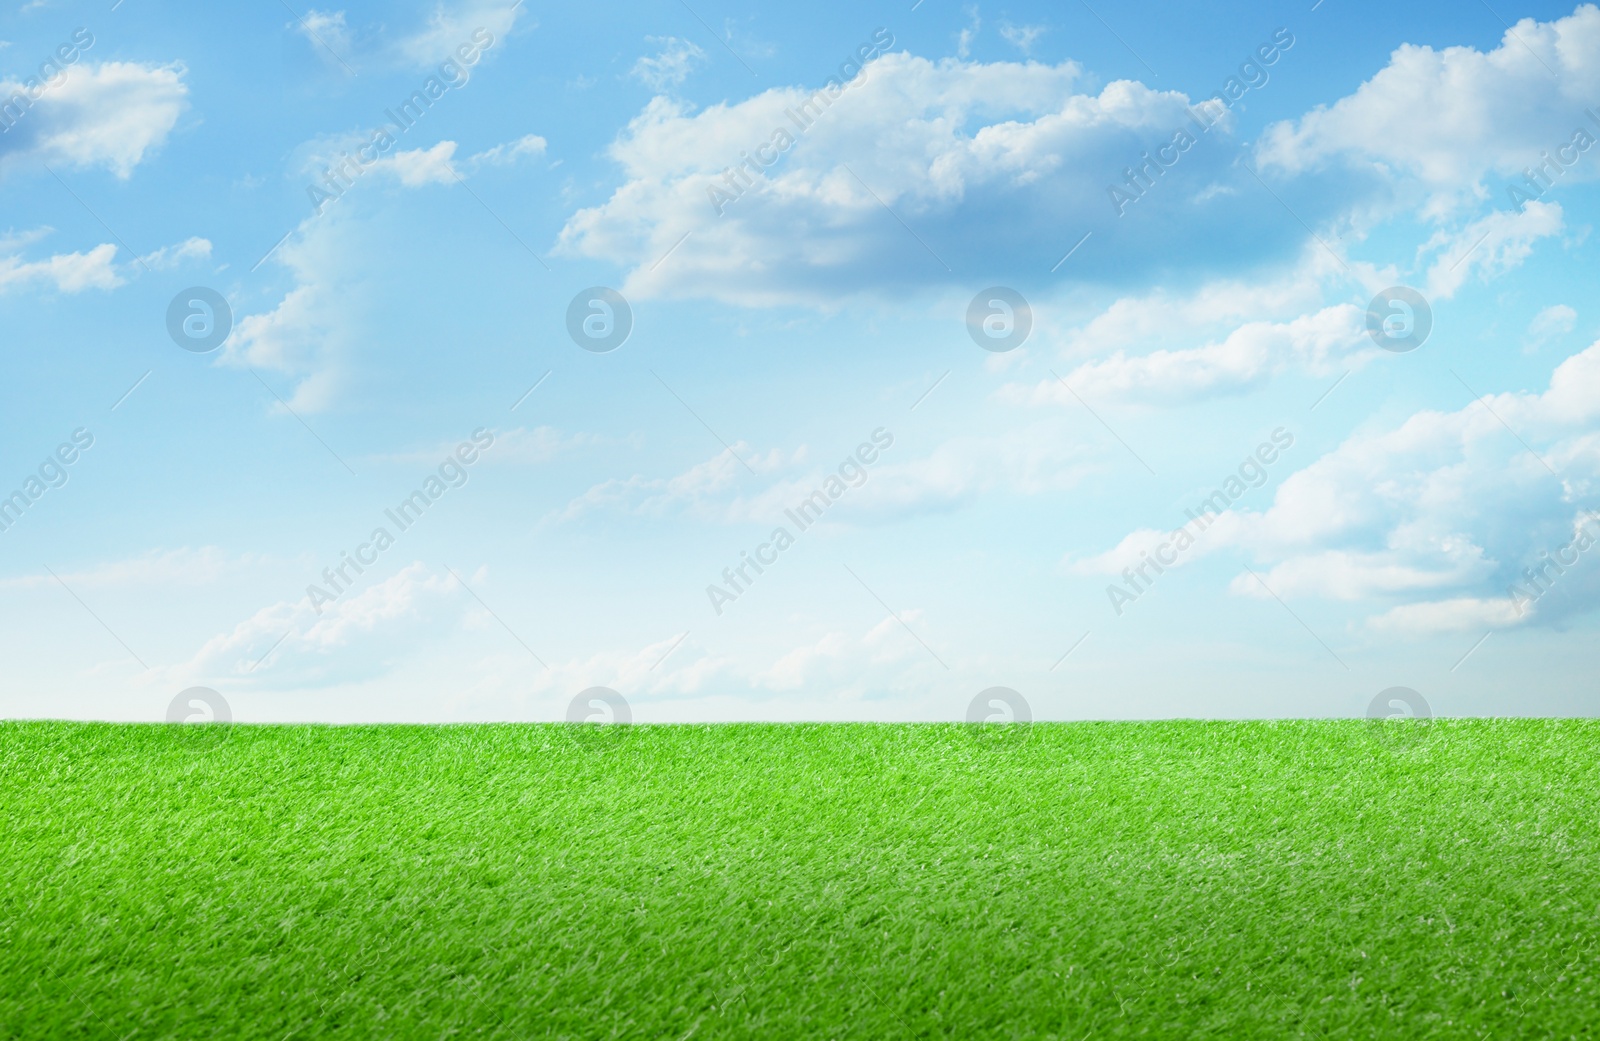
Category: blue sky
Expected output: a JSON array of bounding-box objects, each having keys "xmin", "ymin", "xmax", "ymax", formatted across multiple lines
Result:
[{"xmin": 2, "ymin": 0, "xmax": 1598, "ymax": 722}]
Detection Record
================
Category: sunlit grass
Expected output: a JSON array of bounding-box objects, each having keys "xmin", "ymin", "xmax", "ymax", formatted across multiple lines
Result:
[{"xmin": 2, "ymin": 719, "xmax": 1596, "ymax": 1038}]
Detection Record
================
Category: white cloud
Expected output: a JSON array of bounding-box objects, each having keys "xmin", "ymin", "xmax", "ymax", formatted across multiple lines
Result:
[
  {"xmin": 302, "ymin": 134, "xmax": 543, "ymax": 197},
  {"xmin": 556, "ymin": 52, "xmax": 1263, "ymax": 304},
  {"xmin": 1365, "ymin": 596, "xmax": 1526, "ymax": 635},
  {"xmin": 0, "ymin": 227, "xmax": 49, "ymax": 253},
  {"xmin": 170, "ymin": 562, "xmax": 460, "ymax": 685},
  {"xmin": 375, "ymin": 141, "xmax": 458, "ymax": 186},
  {"xmin": 1257, "ymin": 5, "xmax": 1600, "ymax": 208},
  {"xmin": 630, "ymin": 36, "xmax": 705, "ymax": 92},
  {"xmin": 395, "ymin": 1, "xmax": 521, "ymax": 68},
  {"xmin": 0, "ymin": 229, "xmax": 212, "ymax": 295},
  {"xmin": 293, "ymin": 9, "xmax": 353, "ymax": 66},
  {"xmin": 759, "ymin": 613, "xmax": 926, "ymax": 689},
  {"xmin": 162, "ymin": 565, "xmax": 740, "ymax": 702},
  {"xmin": 1525, "ymin": 303, "xmax": 1578, "ymax": 352},
  {"xmin": 1082, "ymin": 339, "xmax": 1600, "ymax": 631},
  {"xmin": 222, "ymin": 211, "xmax": 362, "ymax": 412},
  {"xmin": 512, "ymin": 632, "xmax": 734, "ymax": 703},
  {"xmin": 984, "ymin": 196, "xmax": 1559, "ymax": 409},
  {"xmin": 956, "ymin": 5, "xmax": 981, "ymax": 59},
  {"xmin": 733, "ymin": 427, "xmax": 1098, "ymax": 522},
  {"xmin": 469, "ymin": 132, "xmax": 545, "ymax": 166},
  {"xmin": 224, "ymin": 285, "xmax": 344, "ymax": 411},
  {"xmin": 1037, "ymin": 245, "xmax": 1371, "ymax": 356},
  {"xmin": 138, "ymin": 236, "xmax": 212, "ymax": 269},
  {"xmin": 1008, "ymin": 303, "xmax": 1371, "ymax": 406},
  {"xmin": 1226, "ymin": 545, "xmax": 1496, "ymax": 602},
  {"xmin": 0, "ymin": 241, "xmax": 119, "ymax": 293},
  {"xmin": 450, "ymin": 611, "xmax": 953, "ymax": 714},
  {"xmin": 555, "ymin": 443, "xmax": 796, "ymax": 523},
  {"xmin": 999, "ymin": 23, "xmax": 1045, "ymax": 55},
  {"xmin": 0, "ymin": 61, "xmax": 188, "ymax": 178},
  {"xmin": 235, "ymin": 130, "xmax": 503, "ymax": 411},
  {"xmin": 307, "ymin": 134, "xmax": 546, "ymax": 194},
  {"xmin": 1420, "ymin": 200, "xmax": 1564, "ymax": 300}
]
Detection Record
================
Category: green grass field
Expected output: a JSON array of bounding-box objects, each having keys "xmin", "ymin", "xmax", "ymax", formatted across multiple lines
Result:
[{"xmin": 3, "ymin": 720, "xmax": 1598, "ymax": 1039}]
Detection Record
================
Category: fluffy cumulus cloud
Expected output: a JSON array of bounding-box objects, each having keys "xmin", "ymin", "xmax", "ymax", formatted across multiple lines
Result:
[
  {"xmin": 556, "ymin": 50, "xmax": 1322, "ymax": 304},
  {"xmin": 1258, "ymin": 5, "xmax": 1600, "ymax": 209},
  {"xmin": 0, "ymin": 61, "xmax": 188, "ymax": 178},
  {"xmin": 222, "ymin": 210, "xmax": 366, "ymax": 412},
  {"xmin": 1079, "ymin": 340, "xmax": 1600, "ymax": 633}
]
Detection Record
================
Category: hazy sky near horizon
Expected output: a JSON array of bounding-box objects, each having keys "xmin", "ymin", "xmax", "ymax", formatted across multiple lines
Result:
[{"xmin": 3, "ymin": 0, "xmax": 1598, "ymax": 723}]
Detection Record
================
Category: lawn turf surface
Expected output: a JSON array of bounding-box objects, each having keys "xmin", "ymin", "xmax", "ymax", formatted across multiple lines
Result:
[{"xmin": 2, "ymin": 720, "xmax": 1598, "ymax": 1039}]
